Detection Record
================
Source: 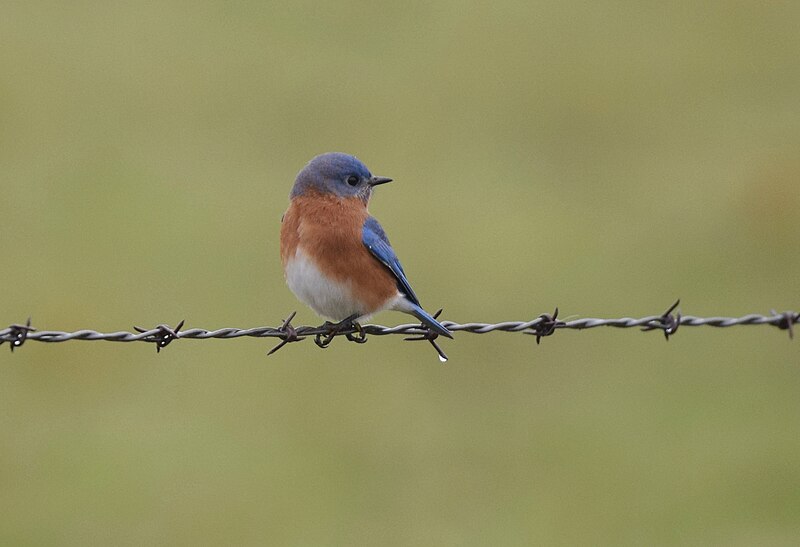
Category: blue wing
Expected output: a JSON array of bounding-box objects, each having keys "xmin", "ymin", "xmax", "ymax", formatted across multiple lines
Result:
[
  {"xmin": 362, "ymin": 216, "xmax": 420, "ymax": 306},
  {"xmin": 362, "ymin": 216, "xmax": 452, "ymax": 339}
]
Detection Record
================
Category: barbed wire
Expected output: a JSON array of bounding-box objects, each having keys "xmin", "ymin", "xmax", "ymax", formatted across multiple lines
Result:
[{"xmin": 1, "ymin": 300, "xmax": 797, "ymax": 360}]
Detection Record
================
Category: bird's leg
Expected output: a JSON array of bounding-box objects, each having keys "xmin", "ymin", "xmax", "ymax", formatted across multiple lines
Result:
[{"xmin": 315, "ymin": 314, "xmax": 363, "ymax": 348}]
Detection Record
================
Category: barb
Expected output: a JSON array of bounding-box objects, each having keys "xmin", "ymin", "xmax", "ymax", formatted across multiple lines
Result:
[
  {"xmin": 404, "ymin": 308, "xmax": 449, "ymax": 362},
  {"xmin": 134, "ymin": 320, "xmax": 185, "ymax": 353},
  {"xmin": 0, "ymin": 317, "xmax": 34, "ymax": 352},
  {"xmin": 1, "ymin": 302, "xmax": 798, "ymax": 359},
  {"xmin": 267, "ymin": 312, "xmax": 305, "ymax": 355},
  {"xmin": 525, "ymin": 307, "xmax": 566, "ymax": 345},
  {"xmin": 640, "ymin": 299, "xmax": 681, "ymax": 341},
  {"xmin": 771, "ymin": 309, "xmax": 798, "ymax": 340}
]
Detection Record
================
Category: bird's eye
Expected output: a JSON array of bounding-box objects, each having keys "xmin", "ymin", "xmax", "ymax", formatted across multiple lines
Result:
[{"xmin": 346, "ymin": 175, "xmax": 359, "ymax": 186}]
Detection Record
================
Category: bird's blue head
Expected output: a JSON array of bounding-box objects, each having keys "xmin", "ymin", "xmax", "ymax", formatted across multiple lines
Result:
[{"xmin": 290, "ymin": 152, "xmax": 392, "ymax": 203}]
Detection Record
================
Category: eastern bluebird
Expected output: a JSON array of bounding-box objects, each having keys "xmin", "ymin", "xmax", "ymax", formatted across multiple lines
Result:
[{"xmin": 280, "ymin": 152, "xmax": 452, "ymax": 339}]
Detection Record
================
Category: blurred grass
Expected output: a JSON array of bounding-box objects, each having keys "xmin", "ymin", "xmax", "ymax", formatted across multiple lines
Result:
[{"xmin": 1, "ymin": 1, "xmax": 799, "ymax": 545}]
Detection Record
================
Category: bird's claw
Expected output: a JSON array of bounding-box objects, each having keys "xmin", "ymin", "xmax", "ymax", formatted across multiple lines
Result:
[
  {"xmin": 345, "ymin": 322, "xmax": 368, "ymax": 344},
  {"xmin": 314, "ymin": 314, "xmax": 365, "ymax": 348}
]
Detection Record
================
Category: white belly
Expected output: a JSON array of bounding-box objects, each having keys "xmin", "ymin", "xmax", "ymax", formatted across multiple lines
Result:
[
  {"xmin": 284, "ymin": 248, "xmax": 405, "ymax": 322},
  {"xmin": 284, "ymin": 249, "xmax": 362, "ymax": 320}
]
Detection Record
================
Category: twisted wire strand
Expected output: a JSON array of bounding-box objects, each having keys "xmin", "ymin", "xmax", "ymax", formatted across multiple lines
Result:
[{"xmin": 0, "ymin": 309, "xmax": 796, "ymax": 347}]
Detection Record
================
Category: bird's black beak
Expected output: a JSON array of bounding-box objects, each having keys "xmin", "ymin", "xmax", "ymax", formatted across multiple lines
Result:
[{"xmin": 368, "ymin": 176, "xmax": 393, "ymax": 187}]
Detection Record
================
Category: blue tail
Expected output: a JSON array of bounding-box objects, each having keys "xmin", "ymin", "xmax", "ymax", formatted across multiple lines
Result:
[{"xmin": 409, "ymin": 304, "xmax": 453, "ymax": 339}]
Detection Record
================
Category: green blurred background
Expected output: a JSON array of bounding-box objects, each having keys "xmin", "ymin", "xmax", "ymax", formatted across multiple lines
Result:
[{"xmin": 1, "ymin": 2, "xmax": 799, "ymax": 545}]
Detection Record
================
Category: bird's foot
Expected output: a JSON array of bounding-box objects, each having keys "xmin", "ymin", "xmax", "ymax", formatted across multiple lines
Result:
[
  {"xmin": 345, "ymin": 322, "xmax": 368, "ymax": 344},
  {"xmin": 314, "ymin": 314, "xmax": 365, "ymax": 348}
]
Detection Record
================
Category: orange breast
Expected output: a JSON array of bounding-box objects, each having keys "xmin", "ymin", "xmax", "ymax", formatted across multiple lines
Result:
[{"xmin": 280, "ymin": 192, "xmax": 399, "ymax": 314}]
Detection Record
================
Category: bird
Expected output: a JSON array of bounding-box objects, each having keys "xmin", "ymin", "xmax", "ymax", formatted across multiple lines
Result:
[{"xmin": 280, "ymin": 152, "xmax": 452, "ymax": 340}]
